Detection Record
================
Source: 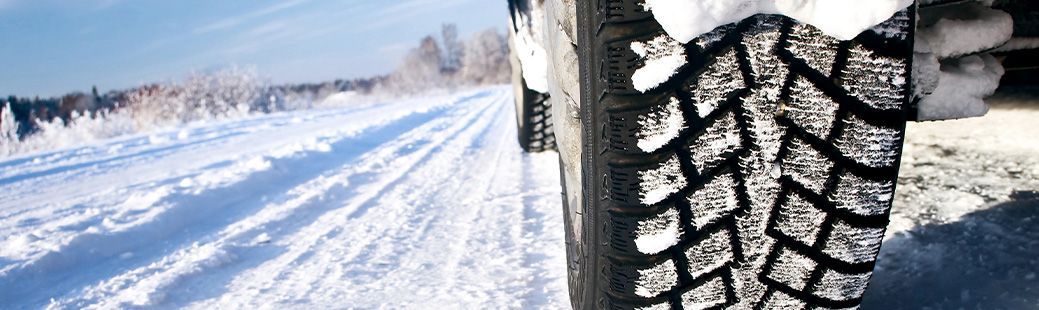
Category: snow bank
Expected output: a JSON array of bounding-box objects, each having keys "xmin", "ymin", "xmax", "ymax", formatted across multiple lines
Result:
[
  {"xmin": 643, "ymin": 0, "xmax": 913, "ymax": 43},
  {"xmin": 992, "ymin": 38, "xmax": 1039, "ymax": 53},
  {"xmin": 917, "ymin": 3, "xmax": 1013, "ymax": 59},
  {"xmin": 0, "ymin": 109, "xmax": 139, "ymax": 157},
  {"xmin": 0, "ymin": 70, "xmax": 400, "ymax": 158},
  {"xmin": 916, "ymin": 54, "xmax": 1004, "ymax": 121},
  {"xmin": 913, "ymin": 38, "xmax": 941, "ymax": 98},
  {"xmin": 912, "ymin": 2, "xmax": 1013, "ymax": 120}
]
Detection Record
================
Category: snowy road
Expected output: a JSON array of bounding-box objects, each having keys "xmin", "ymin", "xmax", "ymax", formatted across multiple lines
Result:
[
  {"xmin": 0, "ymin": 87, "xmax": 568, "ymax": 309},
  {"xmin": 0, "ymin": 86, "xmax": 1036, "ymax": 309}
]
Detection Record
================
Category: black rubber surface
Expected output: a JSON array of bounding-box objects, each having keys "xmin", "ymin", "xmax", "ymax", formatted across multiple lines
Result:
[
  {"xmin": 571, "ymin": 2, "xmax": 915, "ymax": 309},
  {"xmin": 514, "ymin": 75, "xmax": 557, "ymax": 153},
  {"xmin": 995, "ymin": 0, "xmax": 1039, "ymax": 37}
]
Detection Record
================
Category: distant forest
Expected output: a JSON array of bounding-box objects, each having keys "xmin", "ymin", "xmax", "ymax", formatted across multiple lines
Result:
[{"xmin": 1, "ymin": 24, "xmax": 510, "ymax": 141}]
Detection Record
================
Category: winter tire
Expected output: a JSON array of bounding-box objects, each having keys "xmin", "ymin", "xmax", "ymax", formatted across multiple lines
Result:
[
  {"xmin": 513, "ymin": 77, "xmax": 557, "ymax": 153},
  {"xmin": 511, "ymin": 43, "xmax": 557, "ymax": 153},
  {"xmin": 567, "ymin": 1, "xmax": 915, "ymax": 309}
]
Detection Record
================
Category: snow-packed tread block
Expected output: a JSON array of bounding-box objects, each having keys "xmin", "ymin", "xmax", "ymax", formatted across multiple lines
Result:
[
  {"xmin": 868, "ymin": 9, "xmax": 911, "ymax": 41},
  {"xmin": 775, "ymin": 192, "xmax": 827, "ymax": 246},
  {"xmin": 829, "ymin": 173, "xmax": 893, "ymax": 217},
  {"xmin": 635, "ymin": 259, "xmax": 681, "ymax": 298},
  {"xmin": 606, "ymin": 95, "xmax": 688, "ymax": 154},
  {"xmin": 686, "ymin": 48, "xmax": 744, "ymax": 118},
  {"xmin": 766, "ymin": 247, "xmax": 817, "ymax": 291},
  {"xmin": 688, "ymin": 111, "xmax": 742, "ymax": 174},
  {"xmin": 607, "ymin": 258, "xmax": 682, "ymax": 299},
  {"xmin": 624, "ymin": 205, "xmax": 684, "ymax": 255},
  {"xmin": 742, "ymin": 17, "xmax": 791, "ymax": 94},
  {"xmin": 637, "ymin": 155, "xmax": 688, "ymax": 206},
  {"xmin": 840, "ymin": 43, "xmax": 907, "ymax": 111},
  {"xmin": 632, "ymin": 35, "xmax": 688, "ymax": 93},
  {"xmin": 787, "ymin": 24, "xmax": 840, "ymax": 77},
  {"xmin": 584, "ymin": 3, "xmax": 912, "ymax": 309},
  {"xmin": 695, "ymin": 24, "xmax": 736, "ymax": 50},
  {"xmin": 683, "ymin": 228, "xmax": 735, "ymax": 279},
  {"xmin": 781, "ymin": 137, "xmax": 834, "ymax": 195},
  {"xmin": 634, "ymin": 302, "xmax": 672, "ymax": 310},
  {"xmin": 762, "ymin": 291, "xmax": 807, "ymax": 309},
  {"xmin": 686, "ymin": 173, "xmax": 740, "ymax": 230},
  {"xmin": 835, "ymin": 114, "xmax": 901, "ymax": 168},
  {"xmin": 635, "ymin": 97, "xmax": 688, "ymax": 153},
  {"xmin": 820, "ymin": 219, "xmax": 886, "ymax": 265},
  {"xmin": 606, "ymin": 35, "xmax": 659, "ymax": 95},
  {"xmin": 810, "ymin": 268, "xmax": 872, "ymax": 302},
  {"xmin": 679, "ymin": 274, "xmax": 730, "ymax": 309},
  {"xmin": 785, "ymin": 76, "xmax": 839, "ymax": 139}
]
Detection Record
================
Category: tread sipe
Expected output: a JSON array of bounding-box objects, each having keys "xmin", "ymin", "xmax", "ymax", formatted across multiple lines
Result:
[{"xmin": 574, "ymin": 1, "xmax": 915, "ymax": 309}]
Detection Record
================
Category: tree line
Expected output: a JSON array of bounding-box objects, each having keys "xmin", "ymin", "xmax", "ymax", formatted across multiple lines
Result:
[{"xmin": 1, "ymin": 24, "xmax": 511, "ymax": 141}]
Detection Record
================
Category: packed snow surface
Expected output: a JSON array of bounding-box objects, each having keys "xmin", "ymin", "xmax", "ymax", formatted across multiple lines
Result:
[
  {"xmin": 865, "ymin": 95, "xmax": 1039, "ymax": 309},
  {"xmin": 0, "ymin": 86, "xmax": 1035, "ymax": 308},
  {"xmin": 0, "ymin": 87, "xmax": 568, "ymax": 309},
  {"xmin": 643, "ymin": 0, "xmax": 913, "ymax": 42}
]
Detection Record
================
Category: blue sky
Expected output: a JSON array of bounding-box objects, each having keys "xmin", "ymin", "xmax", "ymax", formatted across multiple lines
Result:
[{"xmin": 0, "ymin": 0, "xmax": 508, "ymax": 97}]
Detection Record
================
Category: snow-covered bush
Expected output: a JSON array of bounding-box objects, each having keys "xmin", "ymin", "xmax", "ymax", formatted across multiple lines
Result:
[
  {"xmin": 124, "ymin": 67, "xmax": 260, "ymax": 129},
  {"xmin": 0, "ymin": 67, "xmax": 263, "ymax": 157},
  {"xmin": 461, "ymin": 29, "xmax": 510, "ymax": 85},
  {"xmin": 1, "ymin": 103, "xmax": 19, "ymax": 148},
  {"xmin": 0, "ymin": 25, "xmax": 515, "ymax": 157},
  {"xmin": 377, "ymin": 26, "xmax": 511, "ymax": 95},
  {"xmin": 381, "ymin": 36, "xmax": 448, "ymax": 94}
]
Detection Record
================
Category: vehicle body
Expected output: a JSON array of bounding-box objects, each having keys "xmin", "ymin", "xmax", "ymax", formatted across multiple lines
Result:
[{"xmin": 506, "ymin": 0, "xmax": 1038, "ymax": 309}]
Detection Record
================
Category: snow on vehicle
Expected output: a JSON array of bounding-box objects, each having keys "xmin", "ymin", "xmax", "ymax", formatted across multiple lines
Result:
[{"xmin": 506, "ymin": 0, "xmax": 1038, "ymax": 308}]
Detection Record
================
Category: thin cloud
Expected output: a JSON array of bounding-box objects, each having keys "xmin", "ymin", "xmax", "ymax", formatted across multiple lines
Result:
[
  {"xmin": 377, "ymin": 42, "xmax": 412, "ymax": 54},
  {"xmin": 193, "ymin": 0, "xmax": 309, "ymax": 34},
  {"xmin": 355, "ymin": 0, "xmax": 476, "ymax": 33}
]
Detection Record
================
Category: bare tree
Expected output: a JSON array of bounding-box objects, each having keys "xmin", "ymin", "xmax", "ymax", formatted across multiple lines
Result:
[
  {"xmin": 386, "ymin": 35, "xmax": 445, "ymax": 93},
  {"xmin": 461, "ymin": 29, "xmax": 510, "ymax": 85},
  {"xmin": 441, "ymin": 23, "xmax": 464, "ymax": 74}
]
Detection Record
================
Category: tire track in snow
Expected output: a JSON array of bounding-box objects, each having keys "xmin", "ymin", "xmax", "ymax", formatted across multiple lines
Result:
[
  {"xmin": 43, "ymin": 89, "xmax": 514, "ymax": 309},
  {"xmin": 0, "ymin": 90, "xmax": 494, "ymax": 308},
  {"xmin": 180, "ymin": 90, "xmax": 513, "ymax": 308},
  {"xmin": 177, "ymin": 89, "xmax": 567, "ymax": 309}
]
